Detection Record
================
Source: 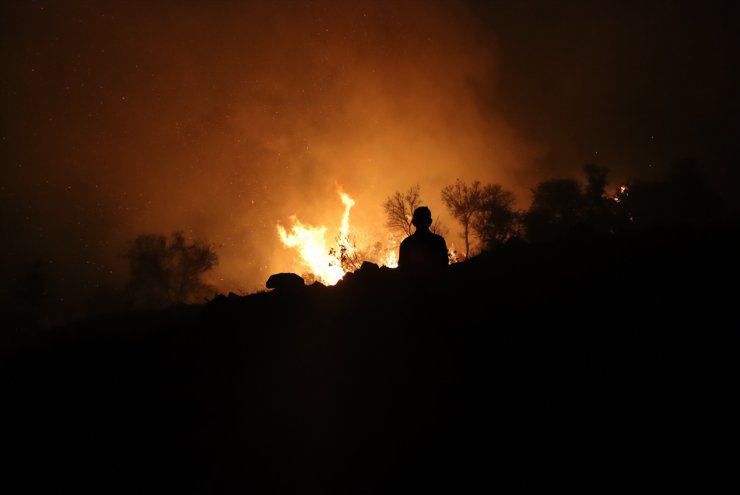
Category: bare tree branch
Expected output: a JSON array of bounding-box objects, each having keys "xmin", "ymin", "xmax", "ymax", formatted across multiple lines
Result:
[
  {"xmin": 123, "ymin": 231, "xmax": 218, "ymax": 307},
  {"xmin": 441, "ymin": 179, "xmax": 484, "ymax": 258},
  {"xmin": 383, "ymin": 184, "xmax": 422, "ymax": 237}
]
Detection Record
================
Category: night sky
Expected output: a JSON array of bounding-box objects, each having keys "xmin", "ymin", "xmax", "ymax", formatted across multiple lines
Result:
[{"xmin": 2, "ymin": 0, "xmax": 738, "ymax": 322}]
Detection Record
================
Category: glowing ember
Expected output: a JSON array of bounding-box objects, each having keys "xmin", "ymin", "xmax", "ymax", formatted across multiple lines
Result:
[{"xmin": 612, "ymin": 184, "xmax": 629, "ymax": 203}]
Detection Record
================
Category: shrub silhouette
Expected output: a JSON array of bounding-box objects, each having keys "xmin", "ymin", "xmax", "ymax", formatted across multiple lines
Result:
[
  {"xmin": 123, "ymin": 231, "xmax": 218, "ymax": 308},
  {"xmin": 522, "ymin": 178, "xmax": 583, "ymax": 242},
  {"xmin": 472, "ymin": 184, "xmax": 519, "ymax": 250}
]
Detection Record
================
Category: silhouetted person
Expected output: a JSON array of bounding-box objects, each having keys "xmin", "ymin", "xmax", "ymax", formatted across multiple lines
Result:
[{"xmin": 398, "ymin": 206, "xmax": 448, "ymax": 277}]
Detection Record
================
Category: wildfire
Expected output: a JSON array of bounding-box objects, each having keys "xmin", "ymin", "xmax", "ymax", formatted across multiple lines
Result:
[
  {"xmin": 277, "ymin": 190, "xmax": 356, "ymax": 285},
  {"xmin": 338, "ymin": 192, "xmax": 354, "ymax": 237},
  {"xmin": 383, "ymin": 239, "xmax": 398, "ymax": 268},
  {"xmin": 277, "ymin": 188, "xmax": 403, "ymax": 284},
  {"xmin": 612, "ymin": 184, "xmax": 630, "ymax": 203},
  {"xmin": 277, "ymin": 216, "xmax": 345, "ymax": 285}
]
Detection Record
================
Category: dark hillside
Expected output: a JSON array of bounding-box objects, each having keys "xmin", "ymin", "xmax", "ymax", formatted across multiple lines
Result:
[{"xmin": 3, "ymin": 223, "xmax": 739, "ymax": 493}]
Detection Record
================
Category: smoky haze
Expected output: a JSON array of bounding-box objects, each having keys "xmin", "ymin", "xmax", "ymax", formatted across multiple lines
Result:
[
  {"xmin": 1, "ymin": 0, "xmax": 536, "ymax": 319},
  {"xmin": 2, "ymin": 0, "xmax": 738, "ymax": 321}
]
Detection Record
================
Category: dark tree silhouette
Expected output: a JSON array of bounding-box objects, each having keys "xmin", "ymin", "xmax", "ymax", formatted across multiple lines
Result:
[
  {"xmin": 582, "ymin": 163, "xmax": 619, "ymax": 233},
  {"xmin": 523, "ymin": 179, "xmax": 583, "ymax": 242},
  {"xmin": 616, "ymin": 160, "xmax": 724, "ymax": 229},
  {"xmin": 123, "ymin": 231, "xmax": 218, "ymax": 308},
  {"xmin": 441, "ymin": 179, "xmax": 484, "ymax": 258},
  {"xmin": 383, "ymin": 185, "xmax": 422, "ymax": 237},
  {"xmin": 666, "ymin": 159, "xmax": 724, "ymax": 224},
  {"xmin": 583, "ymin": 163, "xmax": 608, "ymax": 202},
  {"xmin": 471, "ymin": 184, "xmax": 519, "ymax": 250}
]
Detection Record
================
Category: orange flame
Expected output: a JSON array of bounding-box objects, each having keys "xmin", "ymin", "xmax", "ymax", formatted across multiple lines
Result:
[
  {"xmin": 277, "ymin": 189, "xmax": 404, "ymax": 284},
  {"xmin": 383, "ymin": 238, "xmax": 398, "ymax": 268},
  {"xmin": 277, "ymin": 190, "xmax": 355, "ymax": 285},
  {"xmin": 277, "ymin": 217, "xmax": 345, "ymax": 285},
  {"xmin": 338, "ymin": 192, "xmax": 354, "ymax": 237}
]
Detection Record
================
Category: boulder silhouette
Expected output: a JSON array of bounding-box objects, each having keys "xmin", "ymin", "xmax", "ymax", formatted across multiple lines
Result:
[{"xmin": 266, "ymin": 272, "xmax": 304, "ymax": 291}]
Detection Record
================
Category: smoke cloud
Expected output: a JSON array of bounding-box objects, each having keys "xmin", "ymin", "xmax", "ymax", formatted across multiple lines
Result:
[
  {"xmin": 3, "ymin": 0, "xmax": 737, "ymax": 320},
  {"xmin": 1, "ymin": 0, "xmax": 537, "ymax": 318}
]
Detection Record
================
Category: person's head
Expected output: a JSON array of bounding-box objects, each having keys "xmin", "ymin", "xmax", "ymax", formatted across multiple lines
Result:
[{"xmin": 412, "ymin": 206, "xmax": 433, "ymax": 230}]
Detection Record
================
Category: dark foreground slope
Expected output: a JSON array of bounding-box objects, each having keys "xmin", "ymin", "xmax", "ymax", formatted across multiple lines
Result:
[{"xmin": 3, "ymin": 224, "xmax": 739, "ymax": 494}]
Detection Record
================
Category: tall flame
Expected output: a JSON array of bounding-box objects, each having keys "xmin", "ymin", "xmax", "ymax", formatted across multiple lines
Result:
[
  {"xmin": 339, "ymin": 192, "xmax": 354, "ymax": 237},
  {"xmin": 277, "ymin": 190, "xmax": 355, "ymax": 285},
  {"xmin": 276, "ymin": 188, "xmax": 408, "ymax": 284}
]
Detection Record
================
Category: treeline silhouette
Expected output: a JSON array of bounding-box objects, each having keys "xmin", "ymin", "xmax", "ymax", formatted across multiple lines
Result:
[
  {"xmin": 2, "ymin": 161, "xmax": 739, "ymax": 493},
  {"xmin": 4, "ymin": 159, "xmax": 729, "ymax": 328},
  {"xmin": 386, "ymin": 160, "xmax": 727, "ymax": 261},
  {"xmin": 3, "ymin": 231, "xmax": 219, "ymax": 331}
]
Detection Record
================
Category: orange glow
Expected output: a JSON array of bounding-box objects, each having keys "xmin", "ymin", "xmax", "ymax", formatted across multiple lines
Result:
[
  {"xmin": 339, "ymin": 192, "xmax": 355, "ymax": 237},
  {"xmin": 277, "ymin": 189, "xmax": 403, "ymax": 284},
  {"xmin": 277, "ymin": 190, "xmax": 355, "ymax": 285},
  {"xmin": 277, "ymin": 216, "xmax": 345, "ymax": 285},
  {"xmin": 384, "ymin": 239, "xmax": 399, "ymax": 268},
  {"xmin": 613, "ymin": 184, "xmax": 629, "ymax": 203}
]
